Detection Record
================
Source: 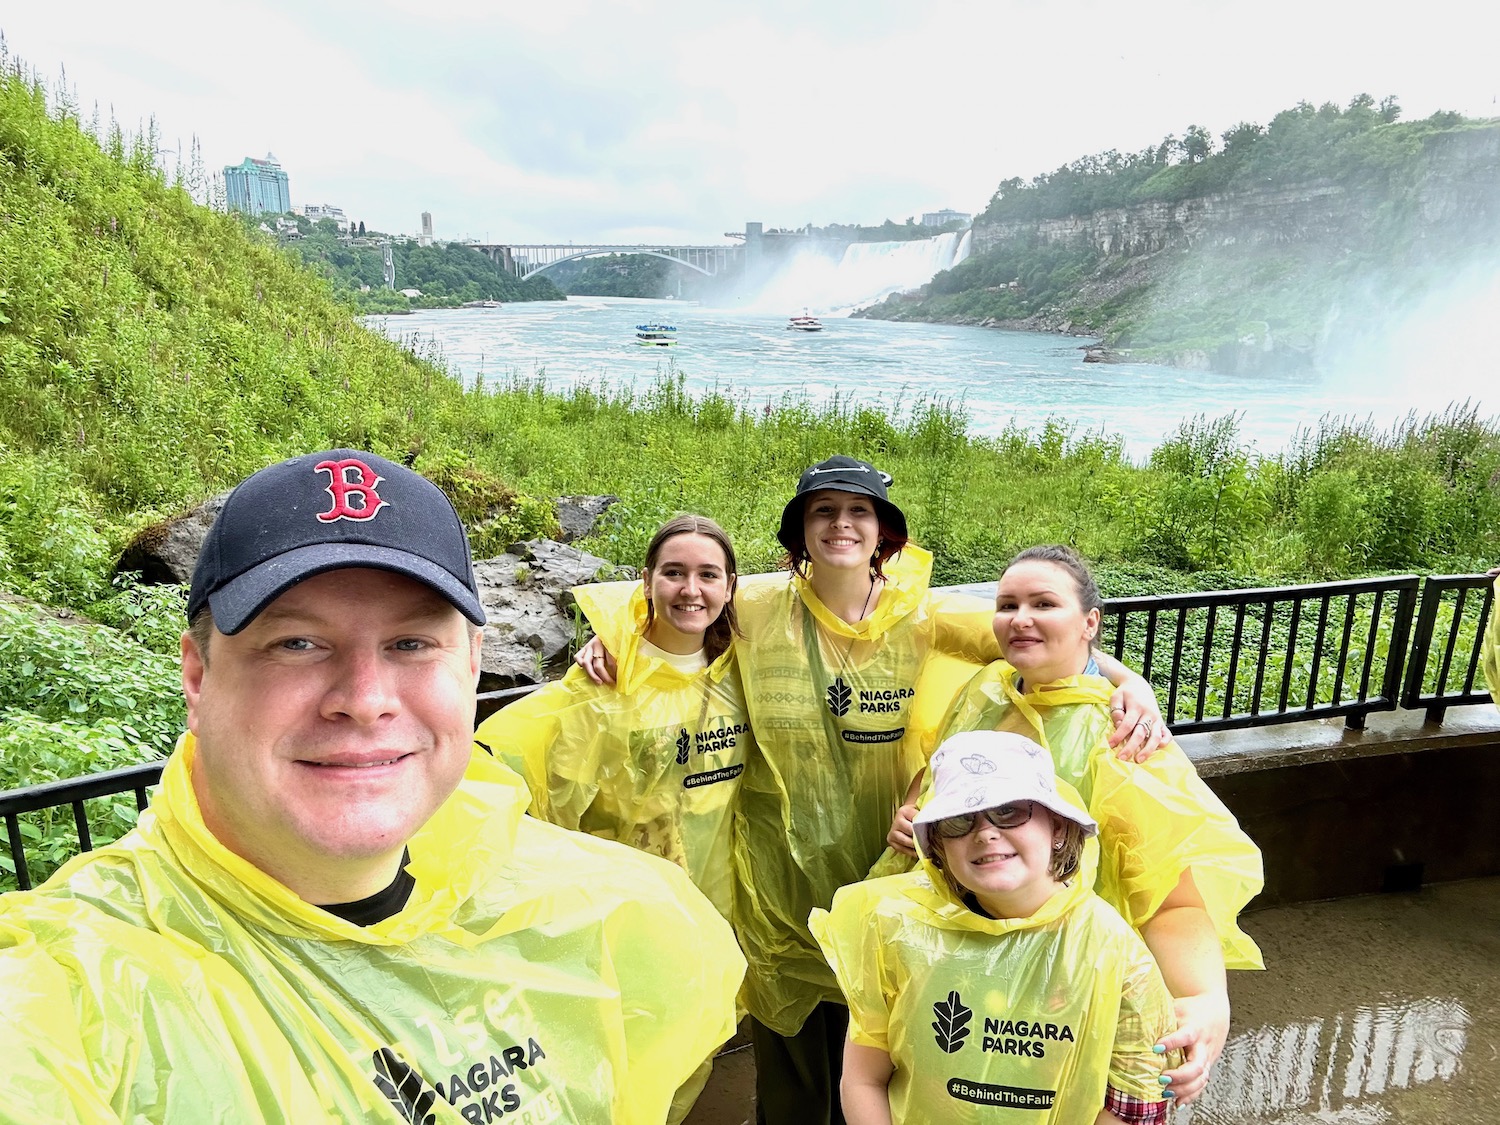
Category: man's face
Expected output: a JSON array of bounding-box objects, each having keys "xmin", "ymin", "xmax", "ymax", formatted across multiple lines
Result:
[{"xmin": 181, "ymin": 568, "xmax": 483, "ymax": 895}]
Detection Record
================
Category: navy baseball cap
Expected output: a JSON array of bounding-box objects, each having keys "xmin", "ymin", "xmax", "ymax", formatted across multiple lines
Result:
[
  {"xmin": 187, "ymin": 450, "xmax": 486, "ymax": 635},
  {"xmin": 776, "ymin": 455, "xmax": 908, "ymax": 553}
]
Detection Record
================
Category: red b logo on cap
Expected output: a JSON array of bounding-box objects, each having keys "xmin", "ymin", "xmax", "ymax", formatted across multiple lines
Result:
[{"xmin": 315, "ymin": 458, "xmax": 389, "ymax": 522}]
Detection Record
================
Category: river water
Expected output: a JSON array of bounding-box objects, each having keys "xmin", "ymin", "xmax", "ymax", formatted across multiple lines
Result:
[{"xmin": 366, "ymin": 297, "xmax": 1493, "ymax": 459}]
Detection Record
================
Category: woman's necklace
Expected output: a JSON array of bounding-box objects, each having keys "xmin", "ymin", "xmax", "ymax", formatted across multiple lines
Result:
[
  {"xmin": 834, "ymin": 576, "xmax": 878, "ymax": 669},
  {"xmin": 803, "ymin": 575, "xmax": 882, "ymax": 726}
]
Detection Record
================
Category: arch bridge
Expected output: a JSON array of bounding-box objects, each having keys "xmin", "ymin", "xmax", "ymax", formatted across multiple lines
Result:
[{"xmin": 474, "ymin": 242, "xmax": 742, "ymax": 281}]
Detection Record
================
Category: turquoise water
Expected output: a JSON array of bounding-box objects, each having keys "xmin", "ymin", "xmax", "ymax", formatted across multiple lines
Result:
[{"xmin": 367, "ymin": 297, "xmax": 1490, "ymax": 460}]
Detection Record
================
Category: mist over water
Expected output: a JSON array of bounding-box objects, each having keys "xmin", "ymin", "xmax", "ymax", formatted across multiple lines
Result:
[
  {"xmin": 736, "ymin": 230, "xmax": 971, "ymax": 316},
  {"xmin": 1318, "ymin": 262, "xmax": 1500, "ymax": 419}
]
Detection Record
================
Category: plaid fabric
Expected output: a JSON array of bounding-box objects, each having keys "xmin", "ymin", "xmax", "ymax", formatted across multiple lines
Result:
[{"xmin": 1105, "ymin": 1085, "xmax": 1171, "ymax": 1124}]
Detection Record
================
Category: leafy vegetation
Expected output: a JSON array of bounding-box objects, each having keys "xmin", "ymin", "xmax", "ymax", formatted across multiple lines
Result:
[
  {"xmin": 546, "ymin": 252, "xmax": 702, "ymax": 299},
  {"xmin": 0, "ymin": 599, "xmax": 183, "ymax": 889},
  {"xmin": 975, "ymin": 94, "xmax": 1422, "ymax": 222},
  {"xmin": 795, "ymin": 217, "xmax": 967, "ymax": 242}
]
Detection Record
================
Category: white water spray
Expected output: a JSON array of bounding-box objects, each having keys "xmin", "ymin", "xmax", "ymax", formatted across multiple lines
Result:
[
  {"xmin": 743, "ymin": 229, "xmax": 971, "ymax": 316},
  {"xmin": 1318, "ymin": 260, "xmax": 1500, "ymax": 421}
]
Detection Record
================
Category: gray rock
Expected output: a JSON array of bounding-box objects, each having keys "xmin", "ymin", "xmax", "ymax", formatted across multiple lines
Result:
[
  {"xmin": 555, "ymin": 494, "xmax": 620, "ymax": 543},
  {"xmin": 472, "ymin": 539, "xmax": 634, "ymax": 690},
  {"xmin": 116, "ymin": 491, "xmax": 231, "ymax": 584}
]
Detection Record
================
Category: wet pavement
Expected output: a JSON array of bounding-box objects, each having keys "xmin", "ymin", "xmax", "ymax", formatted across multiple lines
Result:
[
  {"xmin": 685, "ymin": 877, "xmax": 1500, "ymax": 1124},
  {"xmin": 1181, "ymin": 877, "xmax": 1499, "ymax": 1125}
]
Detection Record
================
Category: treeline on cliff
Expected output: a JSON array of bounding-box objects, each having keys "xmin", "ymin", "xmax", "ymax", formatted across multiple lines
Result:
[
  {"xmin": 978, "ymin": 94, "xmax": 1433, "ymax": 221},
  {"xmin": 268, "ymin": 215, "xmax": 564, "ymax": 311},
  {"xmin": 866, "ymin": 97, "xmax": 1500, "ymax": 370},
  {"xmin": 547, "ymin": 252, "xmax": 698, "ymax": 299}
]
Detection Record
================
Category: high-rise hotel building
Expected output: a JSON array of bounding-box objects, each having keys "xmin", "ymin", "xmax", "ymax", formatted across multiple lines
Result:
[{"xmin": 223, "ymin": 154, "xmax": 291, "ymax": 215}]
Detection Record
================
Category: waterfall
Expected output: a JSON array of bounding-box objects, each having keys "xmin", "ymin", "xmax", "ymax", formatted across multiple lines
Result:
[{"xmin": 744, "ymin": 230, "xmax": 972, "ymax": 316}]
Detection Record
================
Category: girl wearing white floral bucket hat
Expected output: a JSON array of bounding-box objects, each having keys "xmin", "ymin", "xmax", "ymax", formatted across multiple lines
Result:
[
  {"xmin": 812, "ymin": 730, "xmax": 1178, "ymax": 1125},
  {"xmin": 914, "ymin": 729, "xmax": 1097, "ymax": 916}
]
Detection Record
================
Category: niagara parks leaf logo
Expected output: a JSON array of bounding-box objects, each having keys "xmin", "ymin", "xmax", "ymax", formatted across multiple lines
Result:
[
  {"xmin": 676, "ymin": 728, "xmax": 691, "ymax": 765},
  {"xmin": 826, "ymin": 676, "xmax": 852, "ymax": 717},
  {"xmin": 371, "ymin": 1046, "xmax": 438, "ymax": 1124},
  {"xmin": 932, "ymin": 990, "xmax": 973, "ymax": 1054}
]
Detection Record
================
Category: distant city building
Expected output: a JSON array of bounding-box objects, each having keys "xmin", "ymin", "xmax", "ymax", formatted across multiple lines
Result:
[
  {"xmin": 301, "ymin": 203, "xmax": 348, "ymax": 231},
  {"xmin": 420, "ymin": 211, "xmax": 434, "ymax": 247},
  {"xmin": 224, "ymin": 154, "xmax": 291, "ymax": 215},
  {"xmin": 921, "ymin": 209, "xmax": 970, "ymax": 228}
]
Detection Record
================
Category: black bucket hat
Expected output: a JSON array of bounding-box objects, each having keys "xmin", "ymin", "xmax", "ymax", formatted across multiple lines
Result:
[{"xmin": 776, "ymin": 455, "xmax": 908, "ymax": 554}]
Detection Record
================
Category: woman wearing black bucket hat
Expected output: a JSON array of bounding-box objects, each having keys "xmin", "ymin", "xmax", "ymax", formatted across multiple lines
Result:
[
  {"xmin": 732, "ymin": 456, "xmax": 1166, "ymax": 1125},
  {"xmin": 577, "ymin": 454, "xmax": 1167, "ymax": 1125}
]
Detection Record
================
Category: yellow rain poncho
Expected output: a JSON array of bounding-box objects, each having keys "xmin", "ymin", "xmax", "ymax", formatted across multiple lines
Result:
[
  {"xmin": 936, "ymin": 663, "xmax": 1264, "ymax": 970},
  {"xmin": 0, "ymin": 735, "xmax": 745, "ymax": 1124},
  {"xmin": 809, "ymin": 825, "xmax": 1174, "ymax": 1125},
  {"xmin": 732, "ymin": 545, "xmax": 998, "ymax": 1035},
  {"xmin": 474, "ymin": 581, "xmax": 751, "ymax": 919},
  {"xmin": 1483, "ymin": 573, "xmax": 1500, "ymax": 707}
]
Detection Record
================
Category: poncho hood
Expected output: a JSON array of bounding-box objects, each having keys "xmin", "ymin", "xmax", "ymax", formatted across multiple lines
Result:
[
  {"xmin": 790, "ymin": 543, "xmax": 934, "ymax": 641},
  {"xmin": 575, "ymin": 580, "xmax": 735, "ymax": 695}
]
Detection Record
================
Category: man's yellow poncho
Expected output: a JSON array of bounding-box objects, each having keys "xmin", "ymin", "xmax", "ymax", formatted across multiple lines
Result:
[{"xmin": 0, "ymin": 736, "xmax": 745, "ymax": 1124}]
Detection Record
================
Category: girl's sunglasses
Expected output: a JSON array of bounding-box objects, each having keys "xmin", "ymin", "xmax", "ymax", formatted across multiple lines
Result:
[{"xmin": 933, "ymin": 801, "xmax": 1035, "ymax": 838}]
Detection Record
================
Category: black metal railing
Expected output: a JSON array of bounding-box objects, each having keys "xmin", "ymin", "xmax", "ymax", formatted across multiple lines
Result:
[
  {"xmin": 475, "ymin": 683, "xmax": 542, "ymax": 724},
  {"xmin": 3, "ymin": 573, "xmax": 1495, "ymax": 890},
  {"xmin": 1401, "ymin": 574, "xmax": 1497, "ymax": 723},
  {"xmin": 1, "ymin": 761, "xmax": 163, "ymax": 891},
  {"xmin": 1102, "ymin": 575, "xmax": 1423, "ymax": 735}
]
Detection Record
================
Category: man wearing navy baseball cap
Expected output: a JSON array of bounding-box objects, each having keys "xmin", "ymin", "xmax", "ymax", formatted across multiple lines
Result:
[{"xmin": 0, "ymin": 450, "xmax": 744, "ymax": 1123}]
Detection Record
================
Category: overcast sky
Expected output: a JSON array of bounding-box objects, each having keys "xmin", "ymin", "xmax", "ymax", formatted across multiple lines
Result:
[{"xmin": 5, "ymin": 2, "xmax": 1497, "ymax": 244}]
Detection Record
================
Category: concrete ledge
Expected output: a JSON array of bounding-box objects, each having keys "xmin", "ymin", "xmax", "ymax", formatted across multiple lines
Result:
[
  {"xmin": 1180, "ymin": 704, "xmax": 1500, "ymax": 905},
  {"xmin": 1178, "ymin": 703, "xmax": 1500, "ymax": 778}
]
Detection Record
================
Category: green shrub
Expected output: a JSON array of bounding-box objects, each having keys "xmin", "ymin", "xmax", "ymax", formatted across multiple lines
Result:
[
  {"xmin": 0, "ymin": 601, "xmax": 181, "ymax": 891},
  {"xmin": 0, "ymin": 455, "xmax": 114, "ymax": 605},
  {"xmin": 0, "ymin": 602, "xmax": 183, "ymax": 755},
  {"xmin": 87, "ymin": 573, "xmax": 189, "ymax": 655}
]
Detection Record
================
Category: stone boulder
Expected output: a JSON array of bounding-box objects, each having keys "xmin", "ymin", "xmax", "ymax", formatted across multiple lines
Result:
[
  {"xmin": 472, "ymin": 539, "xmax": 635, "ymax": 691},
  {"xmin": 116, "ymin": 491, "xmax": 231, "ymax": 584},
  {"xmin": 555, "ymin": 494, "xmax": 620, "ymax": 543}
]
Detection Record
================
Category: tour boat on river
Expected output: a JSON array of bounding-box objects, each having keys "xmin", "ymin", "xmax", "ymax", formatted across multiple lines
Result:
[
  {"xmin": 635, "ymin": 323, "xmax": 677, "ymax": 346},
  {"xmin": 787, "ymin": 311, "xmax": 824, "ymax": 332}
]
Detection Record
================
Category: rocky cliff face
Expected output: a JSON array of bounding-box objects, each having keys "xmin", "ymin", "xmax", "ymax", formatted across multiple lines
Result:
[
  {"xmin": 955, "ymin": 126, "xmax": 1500, "ymax": 374},
  {"xmin": 974, "ymin": 128, "xmax": 1500, "ymax": 262},
  {"xmin": 974, "ymin": 182, "xmax": 1355, "ymax": 259}
]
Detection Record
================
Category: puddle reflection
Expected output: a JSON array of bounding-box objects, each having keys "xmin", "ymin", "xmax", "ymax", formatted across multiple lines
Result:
[{"xmin": 1183, "ymin": 997, "xmax": 1470, "ymax": 1122}]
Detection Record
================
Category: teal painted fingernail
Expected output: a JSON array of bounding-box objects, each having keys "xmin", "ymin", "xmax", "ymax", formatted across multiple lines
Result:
[
  {"xmin": 1152, "ymin": 1044, "xmax": 1166, "ymax": 1054},
  {"xmin": 1158, "ymin": 1075, "xmax": 1172, "ymax": 1085},
  {"xmin": 1163, "ymin": 1089, "xmax": 1176, "ymax": 1098}
]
